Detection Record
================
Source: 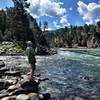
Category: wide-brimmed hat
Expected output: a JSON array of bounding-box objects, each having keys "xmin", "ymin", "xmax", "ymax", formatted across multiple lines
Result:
[{"xmin": 27, "ymin": 41, "xmax": 33, "ymax": 47}]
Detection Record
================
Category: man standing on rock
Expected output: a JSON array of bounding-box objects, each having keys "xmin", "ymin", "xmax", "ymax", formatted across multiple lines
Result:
[{"xmin": 26, "ymin": 41, "xmax": 36, "ymax": 80}]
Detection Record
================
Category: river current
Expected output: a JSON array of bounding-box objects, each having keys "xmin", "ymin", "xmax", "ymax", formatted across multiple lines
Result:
[
  {"xmin": 0, "ymin": 49, "xmax": 100, "ymax": 100},
  {"xmin": 37, "ymin": 49, "xmax": 100, "ymax": 100}
]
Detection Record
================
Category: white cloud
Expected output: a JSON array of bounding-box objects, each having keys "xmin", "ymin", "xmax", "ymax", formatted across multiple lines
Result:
[
  {"xmin": 53, "ymin": 16, "xmax": 70, "ymax": 29},
  {"xmin": 77, "ymin": 1, "xmax": 100, "ymax": 25},
  {"xmin": 69, "ymin": 7, "xmax": 73, "ymax": 11},
  {"xmin": 45, "ymin": 27, "xmax": 53, "ymax": 31},
  {"xmin": 27, "ymin": 0, "xmax": 66, "ymax": 18},
  {"xmin": 53, "ymin": 21, "xmax": 61, "ymax": 29},
  {"xmin": 27, "ymin": 0, "xmax": 70, "ymax": 29},
  {"xmin": 60, "ymin": 16, "xmax": 70, "ymax": 27}
]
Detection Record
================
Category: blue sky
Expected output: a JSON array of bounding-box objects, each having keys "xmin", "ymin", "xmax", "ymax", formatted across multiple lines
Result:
[{"xmin": 0, "ymin": 0, "xmax": 100, "ymax": 30}]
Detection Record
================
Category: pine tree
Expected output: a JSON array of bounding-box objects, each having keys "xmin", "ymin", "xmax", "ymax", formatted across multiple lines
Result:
[{"xmin": 0, "ymin": 10, "xmax": 6, "ymax": 35}]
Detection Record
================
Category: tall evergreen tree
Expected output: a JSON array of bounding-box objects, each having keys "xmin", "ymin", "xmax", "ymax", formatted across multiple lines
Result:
[
  {"xmin": 96, "ymin": 21, "xmax": 100, "ymax": 33},
  {"xmin": 0, "ymin": 10, "xmax": 6, "ymax": 35}
]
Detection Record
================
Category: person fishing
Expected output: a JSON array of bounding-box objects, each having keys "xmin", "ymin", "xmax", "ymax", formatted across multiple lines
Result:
[{"xmin": 26, "ymin": 41, "xmax": 36, "ymax": 80}]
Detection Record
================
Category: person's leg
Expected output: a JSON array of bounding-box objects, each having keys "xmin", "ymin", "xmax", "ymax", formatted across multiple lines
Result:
[{"xmin": 30, "ymin": 63, "xmax": 36, "ymax": 79}]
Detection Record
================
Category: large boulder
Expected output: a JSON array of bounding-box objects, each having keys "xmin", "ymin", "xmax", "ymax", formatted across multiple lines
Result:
[
  {"xmin": 36, "ymin": 46, "xmax": 50, "ymax": 55},
  {"xmin": 20, "ymin": 79, "xmax": 38, "ymax": 93}
]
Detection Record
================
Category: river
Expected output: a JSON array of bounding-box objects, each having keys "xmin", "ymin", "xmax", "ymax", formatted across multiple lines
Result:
[{"xmin": 0, "ymin": 49, "xmax": 100, "ymax": 100}]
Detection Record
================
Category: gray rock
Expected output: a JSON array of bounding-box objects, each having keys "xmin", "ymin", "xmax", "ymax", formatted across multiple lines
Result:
[
  {"xmin": 16, "ymin": 94, "xmax": 30, "ymax": 100},
  {"xmin": 1, "ymin": 97, "xmax": 11, "ymax": 100},
  {"xmin": 28, "ymin": 93, "xmax": 39, "ymax": 100},
  {"xmin": 9, "ymin": 88, "xmax": 30, "ymax": 96},
  {"xmin": 8, "ymin": 84, "xmax": 20, "ymax": 92},
  {"xmin": 2, "ymin": 41, "xmax": 13, "ymax": 45},
  {"xmin": 1, "ymin": 96, "xmax": 16, "ymax": 100},
  {"xmin": 21, "ymin": 75, "xmax": 29, "ymax": 80},
  {"xmin": 0, "ymin": 49, "xmax": 6, "ymax": 55},
  {"xmin": 7, "ymin": 79, "xmax": 18, "ymax": 85},
  {"xmin": 5, "ymin": 71, "xmax": 21, "ymax": 77},
  {"xmin": 0, "ymin": 93, "xmax": 9, "ymax": 99},
  {"xmin": 0, "ymin": 60, "xmax": 5, "ymax": 68},
  {"xmin": 0, "ymin": 67, "xmax": 9, "ymax": 75},
  {"xmin": 0, "ymin": 79, "xmax": 11, "ymax": 90}
]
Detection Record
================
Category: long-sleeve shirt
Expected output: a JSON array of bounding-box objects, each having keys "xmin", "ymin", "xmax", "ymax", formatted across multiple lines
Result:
[{"xmin": 26, "ymin": 46, "xmax": 36, "ymax": 64}]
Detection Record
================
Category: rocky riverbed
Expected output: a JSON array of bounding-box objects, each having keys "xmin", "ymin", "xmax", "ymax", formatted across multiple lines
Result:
[
  {"xmin": 0, "ymin": 57, "xmax": 50, "ymax": 100},
  {"xmin": 1, "ymin": 49, "xmax": 100, "ymax": 100}
]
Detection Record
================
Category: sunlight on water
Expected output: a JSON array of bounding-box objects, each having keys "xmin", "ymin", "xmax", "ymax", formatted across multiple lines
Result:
[{"xmin": 38, "ymin": 49, "xmax": 100, "ymax": 100}]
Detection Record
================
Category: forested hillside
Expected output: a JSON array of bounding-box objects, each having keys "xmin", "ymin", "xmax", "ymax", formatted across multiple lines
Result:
[
  {"xmin": 0, "ymin": 0, "xmax": 48, "ymax": 49},
  {"xmin": 44, "ymin": 22, "xmax": 100, "ymax": 48}
]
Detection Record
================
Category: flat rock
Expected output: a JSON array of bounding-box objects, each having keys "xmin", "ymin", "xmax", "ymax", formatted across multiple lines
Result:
[
  {"xmin": 16, "ymin": 94, "xmax": 30, "ymax": 100},
  {"xmin": 0, "ymin": 60, "xmax": 5, "ymax": 68},
  {"xmin": 7, "ymin": 79, "xmax": 18, "ymax": 85},
  {"xmin": 0, "ymin": 93, "xmax": 9, "ymax": 99},
  {"xmin": 1, "ymin": 97, "xmax": 11, "ymax": 100},
  {"xmin": 20, "ymin": 79, "xmax": 38, "ymax": 93},
  {"xmin": 9, "ymin": 88, "xmax": 30, "ymax": 96},
  {"xmin": 5, "ymin": 71, "xmax": 21, "ymax": 77},
  {"xmin": 0, "ymin": 67, "xmax": 9, "ymax": 74},
  {"xmin": 21, "ymin": 75, "xmax": 29, "ymax": 80},
  {"xmin": 1, "ymin": 96, "xmax": 16, "ymax": 100},
  {"xmin": 8, "ymin": 84, "xmax": 20, "ymax": 92}
]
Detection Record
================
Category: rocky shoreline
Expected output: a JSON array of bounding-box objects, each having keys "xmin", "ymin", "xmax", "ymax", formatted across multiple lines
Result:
[
  {"xmin": 0, "ymin": 42, "xmax": 57, "ymax": 56},
  {"xmin": 0, "ymin": 60, "xmax": 50, "ymax": 100},
  {"xmin": 0, "ymin": 42, "xmax": 24, "ymax": 56}
]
